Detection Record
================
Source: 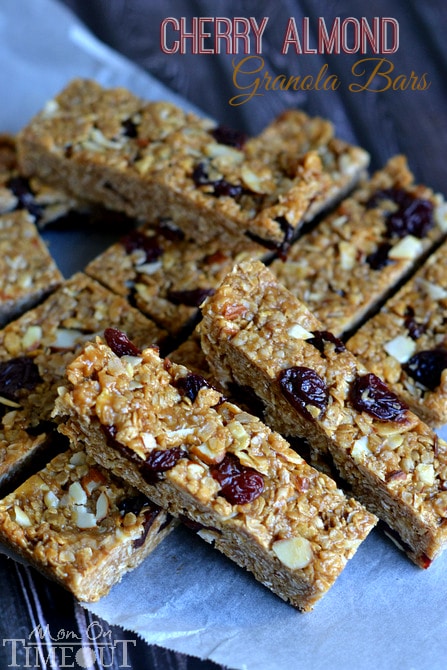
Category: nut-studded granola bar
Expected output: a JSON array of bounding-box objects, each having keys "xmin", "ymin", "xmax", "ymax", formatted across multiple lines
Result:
[
  {"xmin": 85, "ymin": 218, "xmax": 267, "ymax": 336},
  {"xmin": 200, "ymin": 260, "xmax": 447, "ymax": 568},
  {"xmin": 53, "ymin": 331, "xmax": 376, "ymax": 611},
  {"xmin": 0, "ymin": 134, "xmax": 139, "ymax": 231},
  {"xmin": 0, "ymin": 210, "xmax": 63, "ymax": 327},
  {"xmin": 0, "ymin": 448, "xmax": 175, "ymax": 601},
  {"xmin": 269, "ymin": 156, "xmax": 447, "ymax": 336},
  {"xmin": 347, "ymin": 238, "xmax": 447, "ymax": 427},
  {"xmin": 0, "ymin": 134, "xmax": 82, "ymax": 228},
  {"xmin": 0, "ymin": 273, "xmax": 166, "ymax": 491},
  {"xmin": 17, "ymin": 78, "xmax": 369, "ymax": 249}
]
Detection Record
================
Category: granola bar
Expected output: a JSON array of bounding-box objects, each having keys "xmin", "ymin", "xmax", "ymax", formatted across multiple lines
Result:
[
  {"xmin": 0, "ymin": 448, "xmax": 175, "ymax": 601},
  {"xmin": 53, "ymin": 332, "xmax": 376, "ymax": 611},
  {"xmin": 0, "ymin": 273, "xmax": 166, "ymax": 491},
  {"xmin": 0, "ymin": 134, "xmax": 139, "ymax": 231},
  {"xmin": 17, "ymin": 78, "xmax": 369, "ymax": 249},
  {"xmin": 269, "ymin": 156, "xmax": 447, "ymax": 336},
  {"xmin": 0, "ymin": 210, "xmax": 63, "ymax": 327},
  {"xmin": 85, "ymin": 218, "xmax": 267, "ymax": 336},
  {"xmin": 200, "ymin": 260, "xmax": 447, "ymax": 567},
  {"xmin": 0, "ymin": 134, "xmax": 83, "ymax": 228},
  {"xmin": 347, "ymin": 238, "xmax": 447, "ymax": 427}
]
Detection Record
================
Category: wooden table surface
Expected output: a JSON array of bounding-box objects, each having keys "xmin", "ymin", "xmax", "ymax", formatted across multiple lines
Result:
[{"xmin": 1, "ymin": 1, "xmax": 446, "ymax": 668}]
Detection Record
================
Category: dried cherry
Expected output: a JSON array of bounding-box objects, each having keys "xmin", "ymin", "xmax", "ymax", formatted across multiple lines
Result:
[
  {"xmin": 404, "ymin": 307, "xmax": 426, "ymax": 340},
  {"xmin": 0, "ymin": 356, "xmax": 42, "ymax": 401},
  {"xmin": 104, "ymin": 328, "xmax": 142, "ymax": 357},
  {"xmin": 192, "ymin": 162, "xmax": 243, "ymax": 199},
  {"xmin": 120, "ymin": 230, "xmax": 163, "ymax": 263},
  {"xmin": 121, "ymin": 118, "xmax": 138, "ymax": 138},
  {"xmin": 174, "ymin": 373, "xmax": 214, "ymax": 402},
  {"xmin": 211, "ymin": 454, "xmax": 264, "ymax": 505},
  {"xmin": 167, "ymin": 287, "xmax": 215, "ymax": 307},
  {"xmin": 211, "ymin": 125, "xmax": 247, "ymax": 149},
  {"xmin": 141, "ymin": 447, "xmax": 185, "ymax": 480},
  {"xmin": 307, "ymin": 330, "xmax": 346, "ymax": 357},
  {"xmin": 366, "ymin": 242, "xmax": 393, "ymax": 270},
  {"xmin": 279, "ymin": 366, "xmax": 329, "ymax": 418},
  {"xmin": 349, "ymin": 373, "xmax": 408, "ymax": 421},
  {"xmin": 403, "ymin": 349, "xmax": 447, "ymax": 390},
  {"xmin": 367, "ymin": 187, "xmax": 434, "ymax": 239},
  {"xmin": 7, "ymin": 176, "xmax": 43, "ymax": 221}
]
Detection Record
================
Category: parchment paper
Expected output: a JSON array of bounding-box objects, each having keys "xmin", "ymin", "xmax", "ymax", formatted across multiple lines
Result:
[{"xmin": 1, "ymin": 2, "xmax": 447, "ymax": 669}]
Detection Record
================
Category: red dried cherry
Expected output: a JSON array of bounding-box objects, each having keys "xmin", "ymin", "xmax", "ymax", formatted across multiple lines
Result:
[
  {"xmin": 350, "ymin": 373, "xmax": 408, "ymax": 421},
  {"xmin": 121, "ymin": 230, "xmax": 163, "ymax": 263},
  {"xmin": 104, "ymin": 328, "xmax": 142, "ymax": 358},
  {"xmin": 211, "ymin": 125, "xmax": 247, "ymax": 149},
  {"xmin": 279, "ymin": 366, "xmax": 329, "ymax": 419},
  {"xmin": 403, "ymin": 349, "xmax": 447, "ymax": 390},
  {"xmin": 0, "ymin": 356, "xmax": 42, "ymax": 400},
  {"xmin": 211, "ymin": 454, "xmax": 264, "ymax": 505}
]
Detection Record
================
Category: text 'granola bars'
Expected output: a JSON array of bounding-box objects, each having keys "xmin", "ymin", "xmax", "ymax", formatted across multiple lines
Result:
[
  {"xmin": 0, "ymin": 448, "xmax": 175, "ymax": 601},
  {"xmin": 17, "ymin": 78, "xmax": 369, "ymax": 249},
  {"xmin": 200, "ymin": 260, "xmax": 447, "ymax": 568},
  {"xmin": 53, "ymin": 331, "xmax": 376, "ymax": 611}
]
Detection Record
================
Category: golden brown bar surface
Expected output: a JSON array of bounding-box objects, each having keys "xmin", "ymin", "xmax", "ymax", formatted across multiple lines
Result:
[
  {"xmin": 348, "ymin": 238, "xmax": 447, "ymax": 427},
  {"xmin": 269, "ymin": 156, "xmax": 447, "ymax": 337},
  {"xmin": 0, "ymin": 210, "xmax": 62, "ymax": 327},
  {"xmin": 0, "ymin": 273, "xmax": 166, "ymax": 491},
  {"xmin": 18, "ymin": 78, "xmax": 369, "ymax": 249},
  {"xmin": 0, "ymin": 448, "xmax": 175, "ymax": 601},
  {"xmin": 200, "ymin": 261, "xmax": 447, "ymax": 568},
  {"xmin": 53, "ymin": 334, "xmax": 376, "ymax": 611}
]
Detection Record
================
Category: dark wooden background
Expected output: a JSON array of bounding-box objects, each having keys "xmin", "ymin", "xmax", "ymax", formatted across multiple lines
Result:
[{"xmin": 1, "ymin": 1, "xmax": 446, "ymax": 669}]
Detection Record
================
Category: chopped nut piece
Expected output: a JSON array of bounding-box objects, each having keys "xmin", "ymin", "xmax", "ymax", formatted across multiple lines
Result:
[{"xmin": 272, "ymin": 536, "xmax": 313, "ymax": 570}]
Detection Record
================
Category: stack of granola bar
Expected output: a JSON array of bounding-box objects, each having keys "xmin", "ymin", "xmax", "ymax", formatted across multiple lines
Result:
[{"xmin": 0, "ymin": 78, "xmax": 446, "ymax": 610}]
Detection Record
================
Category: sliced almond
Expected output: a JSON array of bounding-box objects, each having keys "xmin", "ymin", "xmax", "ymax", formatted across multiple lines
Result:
[
  {"xmin": 272, "ymin": 535, "xmax": 313, "ymax": 570},
  {"xmin": 388, "ymin": 235, "xmax": 423, "ymax": 260},
  {"xmin": 287, "ymin": 324, "xmax": 313, "ymax": 340},
  {"xmin": 95, "ymin": 491, "xmax": 110, "ymax": 522},
  {"xmin": 383, "ymin": 335, "xmax": 417, "ymax": 363},
  {"xmin": 22, "ymin": 325, "xmax": 42, "ymax": 349},
  {"xmin": 13, "ymin": 506, "xmax": 32, "ymax": 528},
  {"xmin": 68, "ymin": 481, "xmax": 87, "ymax": 506},
  {"xmin": 351, "ymin": 435, "xmax": 371, "ymax": 462},
  {"xmin": 73, "ymin": 508, "xmax": 97, "ymax": 529}
]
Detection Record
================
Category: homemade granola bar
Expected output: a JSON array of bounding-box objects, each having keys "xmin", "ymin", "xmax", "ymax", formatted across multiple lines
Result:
[
  {"xmin": 347, "ymin": 238, "xmax": 447, "ymax": 427},
  {"xmin": 0, "ymin": 134, "xmax": 139, "ymax": 231},
  {"xmin": 269, "ymin": 156, "xmax": 447, "ymax": 336},
  {"xmin": 200, "ymin": 261, "xmax": 447, "ymax": 567},
  {"xmin": 17, "ymin": 78, "xmax": 369, "ymax": 249},
  {"xmin": 0, "ymin": 273, "xmax": 165, "ymax": 491},
  {"xmin": 0, "ymin": 210, "xmax": 63, "ymax": 327},
  {"xmin": 0, "ymin": 448, "xmax": 175, "ymax": 601},
  {"xmin": 53, "ymin": 332, "xmax": 376, "ymax": 611},
  {"xmin": 0, "ymin": 134, "xmax": 83, "ymax": 228},
  {"xmin": 85, "ymin": 218, "xmax": 267, "ymax": 336}
]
